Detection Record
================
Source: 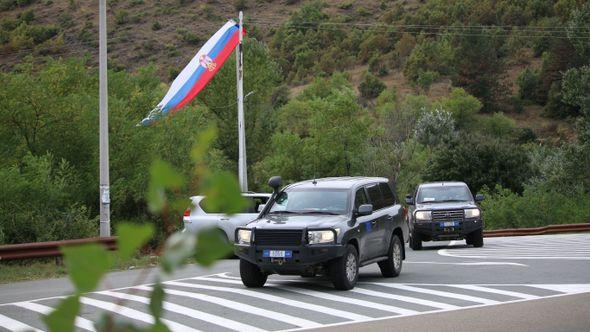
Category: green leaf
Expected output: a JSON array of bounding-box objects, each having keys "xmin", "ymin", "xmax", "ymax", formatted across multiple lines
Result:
[
  {"xmin": 200, "ymin": 171, "xmax": 249, "ymax": 215},
  {"xmin": 147, "ymin": 159, "xmax": 185, "ymax": 213},
  {"xmin": 148, "ymin": 322, "xmax": 171, "ymax": 332},
  {"xmin": 190, "ymin": 126, "xmax": 217, "ymax": 164},
  {"xmin": 194, "ymin": 228, "xmax": 233, "ymax": 266},
  {"xmin": 149, "ymin": 281, "xmax": 165, "ymax": 322},
  {"xmin": 116, "ymin": 223, "xmax": 155, "ymax": 261},
  {"xmin": 61, "ymin": 243, "xmax": 111, "ymax": 293},
  {"xmin": 160, "ymin": 232, "xmax": 196, "ymax": 273},
  {"xmin": 94, "ymin": 312, "xmax": 142, "ymax": 332},
  {"xmin": 43, "ymin": 295, "xmax": 80, "ymax": 332}
]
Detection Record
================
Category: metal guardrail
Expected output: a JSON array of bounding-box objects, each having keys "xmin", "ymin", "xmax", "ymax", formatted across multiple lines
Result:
[
  {"xmin": 484, "ymin": 223, "xmax": 590, "ymax": 237},
  {"xmin": 0, "ymin": 223, "xmax": 589, "ymax": 261},
  {"xmin": 0, "ymin": 237, "xmax": 117, "ymax": 261}
]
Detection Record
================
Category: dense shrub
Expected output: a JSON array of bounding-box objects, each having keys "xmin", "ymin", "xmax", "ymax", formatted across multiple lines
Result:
[
  {"xmin": 359, "ymin": 72, "xmax": 386, "ymax": 99},
  {"xmin": 437, "ymin": 88, "xmax": 482, "ymax": 129},
  {"xmin": 414, "ymin": 108, "xmax": 456, "ymax": 146},
  {"xmin": 516, "ymin": 67, "xmax": 540, "ymax": 102},
  {"xmin": 477, "ymin": 112, "xmax": 517, "ymax": 138},
  {"xmin": 424, "ymin": 134, "xmax": 531, "ymax": 194},
  {"xmin": 482, "ymin": 184, "xmax": 590, "ymax": 229}
]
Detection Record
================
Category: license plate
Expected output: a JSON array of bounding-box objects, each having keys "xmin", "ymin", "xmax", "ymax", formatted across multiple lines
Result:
[
  {"xmin": 263, "ymin": 250, "xmax": 292, "ymax": 258},
  {"xmin": 442, "ymin": 221, "xmax": 458, "ymax": 227}
]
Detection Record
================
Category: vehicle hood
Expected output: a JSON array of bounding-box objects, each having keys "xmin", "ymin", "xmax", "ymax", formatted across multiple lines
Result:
[
  {"xmin": 247, "ymin": 214, "xmax": 349, "ymax": 229},
  {"xmin": 414, "ymin": 201, "xmax": 478, "ymax": 211}
]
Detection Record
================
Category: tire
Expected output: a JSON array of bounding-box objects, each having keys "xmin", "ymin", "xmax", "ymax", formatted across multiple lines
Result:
[
  {"xmin": 329, "ymin": 244, "xmax": 359, "ymax": 290},
  {"xmin": 465, "ymin": 236, "xmax": 473, "ymax": 245},
  {"xmin": 470, "ymin": 228, "xmax": 484, "ymax": 248},
  {"xmin": 239, "ymin": 259, "xmax": 267, "ymax": 288},
  {"xmin": 409, "ymin": 231, "xmax": 422, "ymax": 250},
  {"xmin": 379, "ymin": 234, "xmax": 403, "ymax": 278}
]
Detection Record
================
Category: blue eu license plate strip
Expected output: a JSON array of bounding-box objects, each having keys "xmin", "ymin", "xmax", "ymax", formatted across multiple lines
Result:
[
  {"xmin": 263, "ymin": 250, "xmax": 292, "ymax": 258},
  {"xmin": 441, "ymin": 221, "xmax": 459, "ymax": 227}
]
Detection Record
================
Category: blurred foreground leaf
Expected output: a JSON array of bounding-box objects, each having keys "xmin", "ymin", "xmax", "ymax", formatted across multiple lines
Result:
[
  {"xmin": 94, "ymin": 312, "xmax": 142, "ymax": 332},
  {"xmin": 147, "ymin": 159, "xmax": 185, "ymax": 213},
  {"xmin": 43, "ymin": 295, "xmax": 80, "ymax": 332},
  {"xmin": 160, "ymin": 232, "xmax": 196, "ymax": 273},
  {"xmin": 200, "ymin": 171, "xmax": 248, "ymax": 215},
  {"xmin": 148, "ymin": 281, "xmax": 171, "ymax": 332},
  {"xmin": 194, "ymin": 228, "xmax": 233, "ymax": 266},
  {"xmin": 117, "ymin": 223, "xmax": 155, "ymax": 261},
  {"xmin": 61, "ymin": 243, "xmax": 111, "ymax": 293}
]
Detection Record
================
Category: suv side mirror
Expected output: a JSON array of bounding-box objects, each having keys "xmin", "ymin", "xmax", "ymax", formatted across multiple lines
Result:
[
  {"xmin": 475, "ymin": 194, "xmax": 485, "ymax": 202},
  {"xmin": 405, "ymin": 195, "xmax": 414, "ymax": 205},
  {"xmin": 357, "ymin": 204, "xmax": 373, "ymax": 216},
  {"xmin": 268, "ymin": 176, "xmax": 282, "ymax": 194}
]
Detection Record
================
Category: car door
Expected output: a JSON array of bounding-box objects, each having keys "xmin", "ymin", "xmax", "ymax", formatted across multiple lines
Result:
[
  {"xmin": 378, "ymin": 182, "xmax": 406, "ymax": 247},
  {"xmin": 353, "ymin": 187, "xmax": 374, "ymax": 262},
  {"xmin": 363, "ymin": 183, "xmax": 388, "ymax": 259}
]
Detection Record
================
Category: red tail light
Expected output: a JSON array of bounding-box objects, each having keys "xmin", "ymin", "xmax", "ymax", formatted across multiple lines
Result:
[{"xmin": 183, "ymin": 208, "xmax": 191, "ymax": 217}]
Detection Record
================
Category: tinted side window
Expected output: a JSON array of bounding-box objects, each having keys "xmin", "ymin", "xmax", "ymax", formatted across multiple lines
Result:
[
  {"xmin": 367, "ymin": 184, "xmax": 385, "ymax": 210},
  {"xmin": 354, "ymin": 188, "xmax": 368, "ymax": 209},
  {"xmin": 379, "ymin": 182, "xmax": 395, "ymax": 206}
]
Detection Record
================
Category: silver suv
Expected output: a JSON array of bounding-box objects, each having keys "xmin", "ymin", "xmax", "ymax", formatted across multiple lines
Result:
[{"xmin": 183, "ymin": 193, "xmax": 271, "ymax": 243}]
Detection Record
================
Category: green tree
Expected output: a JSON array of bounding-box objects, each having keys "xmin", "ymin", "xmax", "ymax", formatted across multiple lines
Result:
[{"xmin": 437, "ymin": 88, "xmax": 482, "ymax": 129}]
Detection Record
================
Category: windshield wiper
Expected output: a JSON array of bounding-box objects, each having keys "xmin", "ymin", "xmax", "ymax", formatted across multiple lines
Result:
[
  {"xmin": 436, "ymin": 199, "xmax": 466, "ymax": 203},
  {"xmin": 294, "ymin": 211, "xmax": 341, "ymax": 215},
  {"xmin": 268, "ymin": 210, "xmax": 300, "ymax": 214}
]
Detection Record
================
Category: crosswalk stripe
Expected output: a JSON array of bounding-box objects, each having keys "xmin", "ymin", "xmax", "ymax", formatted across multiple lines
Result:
[
  {"xmin": 446, "ymin": 285, "xmax": 539, "ymax": 300},
  {"xmin": 350, "ymin": 287, "xmax": 460, "ymax": 310},
  {"xmin": 79, "ymin": 297, "xmax": 200, "ymax": 332},
  {"xmin": 99, "ymin": 290, "xmax": 262, "ymax": 331},
  {"xmin": 0, "ymin": 313, "xmax": 44, "ymax": 332},
  {"xmin": 165, "ymin": 280, "xmax": 370, "ymax": 321},
  {"xmin": 369, "ymin": 284, "xmax": 501, "ymax": 305},
  {"xmin": 12, "ymin": 302, "xmax": 96, "ymax": 331},
  {"xmin": 527, "ymin": 284, "xmax": 590, "ymax": 294},
  {"xmin": 196, "ymin": 276, "xmax": 419, "ymax": 315},
  {"xmin": 135, "ymin": 286, "xmax": 322, "ymax": 329}
]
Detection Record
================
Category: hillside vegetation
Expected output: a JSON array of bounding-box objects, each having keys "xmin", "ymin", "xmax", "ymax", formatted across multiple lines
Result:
[{"xmin": 1, "ymin": 0, "xmax": 589, "ymax": 244}]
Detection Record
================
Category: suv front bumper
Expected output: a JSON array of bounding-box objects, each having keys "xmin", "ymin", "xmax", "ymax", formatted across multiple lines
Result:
[
  {"xmin": 413, "ymin": 219, "xmax": 483, "ymax": 241},
  {"xmin": 235, "ymin": 243, "xmax": 346, "ymax": 274}
]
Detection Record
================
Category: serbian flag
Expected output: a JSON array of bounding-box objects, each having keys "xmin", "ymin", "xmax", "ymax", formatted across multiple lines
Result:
[{"xmin": 138, "ymin": 20, "xmax": 244, "ymax": 126}]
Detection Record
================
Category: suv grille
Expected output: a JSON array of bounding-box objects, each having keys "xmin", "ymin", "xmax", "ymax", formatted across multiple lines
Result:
[
  {"xmin": 432, "ymin": 210, "xmax": 464, "ymax": 222},
  {"xmin": 254, "ymin": 230, "xmax": 303, "ymax": 246}
]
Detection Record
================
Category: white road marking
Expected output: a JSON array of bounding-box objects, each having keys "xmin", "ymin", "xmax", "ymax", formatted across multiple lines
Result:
[
  {"xmin": 79, "ymin": 297, "xmax": 200, "ymax": 332},
  {"xmin": 446, "ymin": 285, "xmax": 539, "ymax": 300},
  {"xmin": 0, "ymin": 313, "xmax": 44, "ymax": 332},
  {"xmin": 136, "ymin": 286, "xmax": 322, "ymax": 329},
  {"xmin": 438, "ymin": 234, "xmax": 590, "ymax": 260},
  {"xmin": 528, "ymin": 284, "xmax": 590, "ymax": 294},
  {"xmin": 198, "ymin": 275, "xmax": 419, "ymax": 315},
  {"xmin": 12, "ymin": 302, "xmax": 96, "ymax": 331},
  {"xmin": 98, "ymin": 290, "xmax": 260, "ymax": 332},
  {"xmin": 369, "ymin": 284, "xmax": 500, "ymax": 305},
  {"xmin": 350, "ymin": 287, "xmax": 460, "ymax": 310},
  {"xmin": 405, "ymin": 261, "xmax": 528, "ymax": 267},
  {"xmin": 165, "ymin": 280, "xmax": 370, "ymax": 321}
]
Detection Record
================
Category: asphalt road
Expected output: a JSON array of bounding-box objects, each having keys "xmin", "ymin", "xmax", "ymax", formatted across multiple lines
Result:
[{"xmin": 0, "ymin": 233, "xmax": 589, "ymax": 332}]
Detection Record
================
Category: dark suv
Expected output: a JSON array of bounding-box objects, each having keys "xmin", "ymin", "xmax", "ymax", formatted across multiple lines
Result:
[
  {"xmin": 235, "ymin": 176, "xmax": 408, "ymax": 290},
  {"xmin": 406, "ymin": 182, "xmax": 484, "ymax": 250}
]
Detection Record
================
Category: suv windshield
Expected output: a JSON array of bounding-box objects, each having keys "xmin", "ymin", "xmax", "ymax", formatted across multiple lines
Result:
[
  {"xmin": 268, "ymin": 190, "xmax": 349, "ymax": 215},
  {"xmin": 417, "ymin": 186, "xmax": 472, "ymax": 204}
]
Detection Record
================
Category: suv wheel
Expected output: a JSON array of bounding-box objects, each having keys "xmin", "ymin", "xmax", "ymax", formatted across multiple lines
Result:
[
  {"xmin": 329, "ymin": 244, "xmax": 359, "ymax": 290},
  {"xmin": 379, "ymin": 234, "xmax": 403, "ymax": 277},
  {"xmin": 469, "ymin": 228, "xmax": 484, "ymax": 248},
  {"xmin": 240, "ymin": 259, "xmax": 267, "ymax": 288},
  {"xmin": 409, "ymin": 231, "xmax": 422, "ymax": 250}
]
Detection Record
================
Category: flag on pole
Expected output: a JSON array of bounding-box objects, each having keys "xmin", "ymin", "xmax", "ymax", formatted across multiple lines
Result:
[{"xmin": 138, "ymin": 20, "xmax": 244, "ymax": 126}]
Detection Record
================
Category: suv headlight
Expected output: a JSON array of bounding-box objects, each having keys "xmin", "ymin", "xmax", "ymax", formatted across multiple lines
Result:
[
  {"xmin": 465, "ymin": 208, "xmax": 481, "ymax": 218},
  {"xmin": 415, "ymin": 211, "xmax": 432, "ymax": 221},
  {"xmin": 237, "ymin": 229, "xmax": 251, "ymax": 245},
  {"xmin": 308, "ymin": 229, "xmax": 337, "ymax": 245}
]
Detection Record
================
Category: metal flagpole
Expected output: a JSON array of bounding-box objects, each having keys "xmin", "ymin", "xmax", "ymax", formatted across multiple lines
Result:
[
  {"xmin": 99, "ymin": 0, "xmax": 111, "ymax": 237},
  {"xmin": 236, "ymin": 11, "xmax": 248, "ymax": 192}
]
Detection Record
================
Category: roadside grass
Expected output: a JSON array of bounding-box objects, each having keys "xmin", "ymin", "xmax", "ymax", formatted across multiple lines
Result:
[{"xmin": 0, "ymin": 254, "xmax": 160, "ymax": 284}]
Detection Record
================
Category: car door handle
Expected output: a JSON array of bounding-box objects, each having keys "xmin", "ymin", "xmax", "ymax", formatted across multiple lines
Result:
[
  {"xmin": 371, "ymin": 220, "xmax": 378, "ymax": 225},
  {"xmin": 386, "ymin": 215, "xmax": 394, "ymax": 221},
  {"xmin": 220, "ymin": 218, "xmax": 230, "ymax": 221}
]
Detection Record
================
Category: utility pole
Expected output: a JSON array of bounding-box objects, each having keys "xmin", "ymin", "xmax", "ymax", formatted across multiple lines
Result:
[
  {"xmin": 236, "ymin": 11, "xmax": 248, "ymax": 192},
  {"xmin": 99, "ymin": 0, "xmax": 110, "ymax": 237}
]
